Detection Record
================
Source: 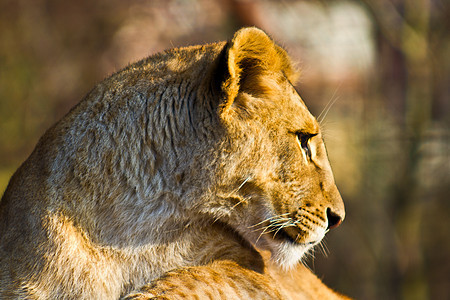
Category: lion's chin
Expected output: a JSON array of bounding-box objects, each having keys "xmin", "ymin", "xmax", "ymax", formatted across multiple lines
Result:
[
  {"xmin": 234, "ymin": 222, "xmax": 323, "ymax": 269},
  {"xmin": 259, "ymin": 236, "xmax": 315, "ymax": 270}
]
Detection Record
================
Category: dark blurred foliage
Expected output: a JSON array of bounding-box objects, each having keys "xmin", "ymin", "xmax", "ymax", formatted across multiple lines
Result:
[{"xmin": 0, "ymin": 0, "xmax": 448, "ymax": 299}]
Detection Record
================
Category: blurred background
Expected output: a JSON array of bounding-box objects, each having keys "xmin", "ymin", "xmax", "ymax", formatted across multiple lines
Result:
[{"xmin": 0, "ymin": 0, "xmax": 448, "ymax": 299}]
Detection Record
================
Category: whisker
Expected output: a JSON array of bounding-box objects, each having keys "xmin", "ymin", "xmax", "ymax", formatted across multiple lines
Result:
[
  {"xmin": 211, "ymin": 177, "xmax": 254, "ymax": 224},
  {"xmin": 212, "ymin": 197, "xmax": 251, "ymax": 224},
  {"xmin": 318, "ymin": 239, "xmax": 330, "ymax": 257},
  {"xmin": 317, "ymin": 82, "xmax": 342, "ymax": 124},
  {"xmin": 253, "ymin": 218, "xmax": 300, "ymax": 246},
  {"xmin": 248, "ymin": 213, "xmax": 291, "ymax": 228},
  {"xmin": 255, "ymin": 224, "xmax": 272, "ymax": 244},
  {"xmin": 307, "ymin": 249, "xmax": 316, "ymax": 268},
  {"xmin": 227, "ymin": 176, "xmax": 251, "ymax": 198},
  {"xmin": 272, "ymin": 222, "xmax": 297, "ymax": 238},
  {"xmin": 254, "ymin": 217, "xmax": 293, "ymax": 243},
  {"xmin": 230, "ymin": 196, "xmax": 247, "ymax": 210},
  {"xmin": 268, "ymin": 218, "xmax": 292, "ymax": 226},
  {"xmin": 317, "ymin": 96, "xmax": 335, "ymax": 124},
  {"xmin": 318, "ymin": 96, "xmax": 339, "ymax": 125},
  {"xmin": 250, "ymin": 218, "xmax": 292, "ymax": 235}
]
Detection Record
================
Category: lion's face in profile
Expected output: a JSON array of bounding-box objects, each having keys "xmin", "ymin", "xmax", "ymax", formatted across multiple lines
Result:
[{"xmin": 199, "ymin": 28, "xmax": 345, "ymax": 268}]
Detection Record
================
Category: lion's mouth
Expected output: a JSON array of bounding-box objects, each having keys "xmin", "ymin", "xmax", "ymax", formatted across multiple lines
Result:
[
  {"xmin": 264, "ymin": 224, "xmax": 319, "ymax": 247},
  {"xmin": 235, "ymin": 217, "xmax": 322, "ymax": 268},
  {"xmin": 253, "ymin": 223, "xmax": 319, "ymax": 268},
  {"xmin": 271, "ymin": 227, "xmax": 298, "ymax": 244}
]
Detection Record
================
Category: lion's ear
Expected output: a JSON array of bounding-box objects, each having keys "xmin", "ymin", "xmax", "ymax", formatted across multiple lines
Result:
[{"xmin": 220, "ymin": 27, "xmax": 299, "ymax": 114}]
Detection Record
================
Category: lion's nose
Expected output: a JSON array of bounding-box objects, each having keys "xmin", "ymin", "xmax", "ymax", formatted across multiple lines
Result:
[{"xmin": 326, "ymin": 208, "xmax": 343, "ymax": 230}]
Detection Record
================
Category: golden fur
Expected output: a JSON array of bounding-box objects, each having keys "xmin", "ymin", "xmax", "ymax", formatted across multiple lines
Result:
[
  {"xmin": 0, "ymin": 27, "xmax": 347, "ymax": 299},
  {"xmin": 124, "ymin": 251, "xmax": 350, "ymax": 299}
]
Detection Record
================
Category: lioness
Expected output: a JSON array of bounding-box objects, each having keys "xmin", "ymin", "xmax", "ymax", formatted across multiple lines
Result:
[{"xmin": 0, "ymin": 27, "xmax": 346, "ymax": 299}]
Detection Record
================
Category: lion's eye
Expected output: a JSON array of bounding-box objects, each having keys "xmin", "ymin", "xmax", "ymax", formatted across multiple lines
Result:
[{"xmin": 296, "ymin": 132, "xmax": 316, "ymax": 160}]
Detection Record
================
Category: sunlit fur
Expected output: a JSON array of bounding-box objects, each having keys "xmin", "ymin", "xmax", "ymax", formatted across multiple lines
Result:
[{"xmin": 0, "ymin": 27, "xmax": 347, "ymax": 299}]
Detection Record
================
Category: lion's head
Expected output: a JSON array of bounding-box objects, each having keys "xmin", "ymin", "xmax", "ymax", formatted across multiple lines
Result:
[{"xmin": 195, "ymin": 28, "xmax": 345, "ymax": 268}]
